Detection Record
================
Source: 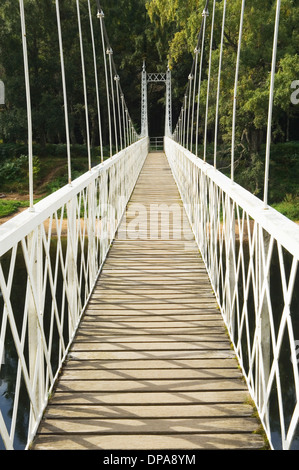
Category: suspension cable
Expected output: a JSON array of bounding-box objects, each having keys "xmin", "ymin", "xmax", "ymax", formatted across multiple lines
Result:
[
  {"xmin": 190, "ymin": 49, "xmax": 199, "ymax": 152},
  {"xmin": 121, "ymin": 94, "xmax": 127, "ymax": 148},
  {"xmin": 76, "ymin": 0, "xmax": 91, "ymax": 171},
  {"xmin": 190, "ymin": 1, "xmax": 209, "ymax": 152},
  {"xmin": 263, "ymin": 0, "xmax": 281, "ymax": 208},
  {"xmin": 195, "ymin": 7, "xmax": 209, "ymax": 157},
  {"xmin": 214, "ymin": 0, "xmax": 227, "ymax": 169},
  {"xmin": 186, "ymin": 74, "xmax": 193, "ymax": 150},
  {"xmin": 179, "ymin": 113, "xmax": 183, "ymax": 145},
  {"xmin": 180, "ymin": 108, "xmax": 184, "ymax": 146},
  {"xmin": 97, "ymin": 8, "xmax": 112, "ymax": 157},
  {"xmin": 96, "ymin": 0, "xmax": 138, "ymax": 150},
  {"xmin": 182, "ymin": 94, "xmax": 187, "ymax": 148},
  {"xmin": 203, "ymin": 0, "xmax": 216, "ymax": 162},
  {"xmin": 55, "ymin": 0, "xmax": 71, "ymax": 184},
  {"xmin": 87, "ymin": 0, "xmax": 103, "ymax": 163},
  {"xmin": 115, "ymin": 75, "xmax": 123, "ymax": 150},
  {"xmin": 19, "ymin": 0, "xmax": 34, "ymax": 211},
  {"xmin": 231, "ymin": 0, "xmax": 245, "ymax": 182},
  {"xmin": 107, "ymin": 47, "xmax": 118, "ymax": 153}
]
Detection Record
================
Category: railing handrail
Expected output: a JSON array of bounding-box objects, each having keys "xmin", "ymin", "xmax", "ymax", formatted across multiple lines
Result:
[
  {"xmin": 165, "ymin": 137, "xmax": 299, "ymax": 260},
  {"xmin": 0, "ymin": 138, "xmax": 147, "ymax": 258},
  {"xmin": 165, "ymin": 136, "xmax": 299, "ymax": 450},
  {"xmin": 149, "ymin": 136, "xmax": 164, "ymax": 151},
  {"xmin": 0, "ymin": 137, "xmax": 148, "ymax": 450}
]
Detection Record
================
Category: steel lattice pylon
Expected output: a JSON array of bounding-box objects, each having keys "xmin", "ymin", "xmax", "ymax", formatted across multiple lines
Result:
[{"xmin": 140, "ymin": 62, "xmax": 172, "ymax": 138}]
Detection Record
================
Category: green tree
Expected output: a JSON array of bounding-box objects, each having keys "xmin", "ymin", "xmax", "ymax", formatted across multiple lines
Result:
[{"xmin": 146, "ymin": 0, "xmax": 299, "ymax": 197}]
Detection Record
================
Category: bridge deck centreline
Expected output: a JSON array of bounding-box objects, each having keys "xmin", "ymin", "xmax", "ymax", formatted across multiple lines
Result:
[{"xmin": 31, "ymin": 153, "xmax": 264, "ymax": 450}]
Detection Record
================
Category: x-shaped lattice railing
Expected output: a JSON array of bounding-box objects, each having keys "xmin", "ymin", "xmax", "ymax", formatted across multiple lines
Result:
[
  {"xmin": 165, "ymin": 136, "xmax": 299, "ymax": 450},
  {"xmin": 0, "ymin": 137, "xmax": 148, "ymax": 450}
]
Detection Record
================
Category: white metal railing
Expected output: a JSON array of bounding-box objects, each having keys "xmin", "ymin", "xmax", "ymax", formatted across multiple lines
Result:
[
  {"xmin": 149, "ymin": 137, "xmax": 164, "ymax": 152},
  {"xmin": 0, "ymin": 137, "xmax": 148, "ymax": 450},
  {"xmin": 165, "ymin": 136, "xmax": 299, "ymax": 450}
]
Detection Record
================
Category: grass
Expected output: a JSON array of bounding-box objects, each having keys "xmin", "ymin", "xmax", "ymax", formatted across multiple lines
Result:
[
  {"xmin": 1, "ymin": 141, "xmax": 299, "ymax": 222},
  {"xmin": 203, "ymin": 140, "xmax": 299, "ymax": 222},
  {"xmin": 0, "ymin": 200, "xmax": 27, "ymax": 218},
  {"xmin": 272, "ymin": 195, "xmax": 299, "ymax": 222},
  {"xmin": 0, "ymin": 144, "xmax": 99, "ymax": 219},
  {"xmin": 0, "ymin": 198, "xmax": 43, "ymax": 218}
]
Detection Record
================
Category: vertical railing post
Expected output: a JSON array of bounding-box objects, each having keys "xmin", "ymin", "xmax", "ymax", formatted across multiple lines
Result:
[
  {"xmin": 27, "ymin": 226, "xmax": 44, "ymax": 435},
  {"xmin": 67, "ymin": 199, "xmax": 78, "ymax": 339},
  {"xmin": 258, "ymin": 227, "xmax": 271, "ymax": 431},
  {"xmin": 88, "ymin": 181, "xmax": 97, "ymax": 292},
  {"xmin": 224, "ymin": 197, "xmax": 236, "ymax": 332},
  {"xmin": 141, "ymin": 62, "xmax": 148, "ymax": 138}
]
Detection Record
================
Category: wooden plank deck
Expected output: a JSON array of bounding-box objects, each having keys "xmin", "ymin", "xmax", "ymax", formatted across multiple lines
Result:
[{"xmin": 31, "ymin": 153, "xmax": 265, "ymax": 450}]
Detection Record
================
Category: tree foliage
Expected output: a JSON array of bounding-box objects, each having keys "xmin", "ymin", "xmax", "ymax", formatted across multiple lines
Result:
[
  {"xmin": 146, "ymin": 0, "xmax": 299, "ymax": 148},
  {"xmin": 0, "ymin": 0, "xmax": 169, "ymax": 147},
  {"xmin": 0, "ymin": 0, "xmax": 298, "ymax": 171}
]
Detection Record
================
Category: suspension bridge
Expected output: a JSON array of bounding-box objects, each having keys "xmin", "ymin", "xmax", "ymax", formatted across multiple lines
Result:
[{"xmin": 0, "ymin": 0, "xmax": 299, "ymax": 451}]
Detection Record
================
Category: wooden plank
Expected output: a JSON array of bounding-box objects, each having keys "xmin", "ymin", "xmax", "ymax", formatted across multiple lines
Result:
[
  {"xmin": 32, "ymin": 153, "xmax": 264, "ymax": 451},
  {"xmin": 70, "ymin": 341, "xmax": 231, "ymax": 351},
  {"xmin": 73, "ymin": 334, "xmax": 229, "ymax": 342},
  {"xmin": 43, "ymin": 403, "xmax": 255, "ymax": 419},
  {"xmin": 54, "ymin": 379, "xmax": 246, "ymax": 393},
  {"xmin": 63, "ymin": 358, "xmax": 239, "ymax": 370},
  {"xmin": 60, "ymin": 368, "xmax": 242, "ymax": 380},
  {"xmin": 43, "ymin": 390, "xmax": 251, "ymax": 405},
  {"xmin": 78, "ymin": 321, "xmax": 224, "ymax": 328},
  {"xmin": 68, "ymin": 330, "xmax": 230, "ymax": 338},
  {"xmin": 37, "ymin": 417, "xmax": 260, "ymax": 435},
  {"xmin": 66, "ymin": 350, "xmax": 236, "ymax": 361},
  {"xmin": 31, "ymin": 433, "xmax": 264, "ymax": 450},
  {"xmin": 81, "ymin": 314, "xmax": 223, "ymax": 321}
]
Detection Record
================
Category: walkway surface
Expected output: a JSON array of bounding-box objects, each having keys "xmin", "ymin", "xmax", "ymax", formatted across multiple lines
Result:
[{"xmin": 31, "ymin": 153, "xmax": 265, "ymax": 450}]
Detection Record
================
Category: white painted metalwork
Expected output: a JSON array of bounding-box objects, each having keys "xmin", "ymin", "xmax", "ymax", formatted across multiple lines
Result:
[
  {"xmin": 214, "ymin": 0, "xmax": 226, "ymax": 168},
  {"xmin": 149, "ymin": 136, "xmax": 164, "ymax": 152},
  {"xmin": 76, "ymin": 0, "xmax": 91, "ymax": 171},
  {"xmin": 195, "ymin": 7, "xmax": 208, "ymax": 157},
  {"xmin": 97, "ymin": 8, "xmax": 113, "ymax": 158},
  {"xmin": 141, "ymin": 66, "xmax": 172, "ymax": 139},
  {"xmin": 0, "ymin": 137, "xmax": 148, "ymax": 450},
  {"xmin": 0, "ymin": 0, "xmax": 144, "ymax": 450},
  {"xmin": 87, "ymin": 0, "xmax": 104, "ymax": 163},
  {"xmin": 107, "ymin": 47, "xmax": 119, "ymax": 154},
  {"xmin": 141, "ymin": 62, "xmax": 149, "ymax": 137},
  {"xmin": 203, "ymin": 0, "xmax": 215, "ymax": 162},
  {"xmin": 263, "ymin": 0, "xmax": 281, "ymax": 207},
  {"xmin": 19, "ymin": 0, "xmax": 34, "ymax": 211},
  {"xmin": 2, "ymin": 0, "xmax": 296, "ymax": 453},
  {"xmin": 231, "ymin": 0, "xmax": 245, "ymax": 182},
  {"xmin": 165, "ymin": 136, "xmax": 299, "ymax": 450},
  {"xmin": 55, "ymin": 0, "xmax": 72, "ymax": 183},
  {"xmin": 169, "ymin": 0, "xmax": 299, "ymax": 449},
  {"xmin": 147, "ymin": 73, "xmax": 167, "ymax": 82},
  {"xmin": 165, "ymin": 65, "xmax": 172, "ymax": 137}
]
